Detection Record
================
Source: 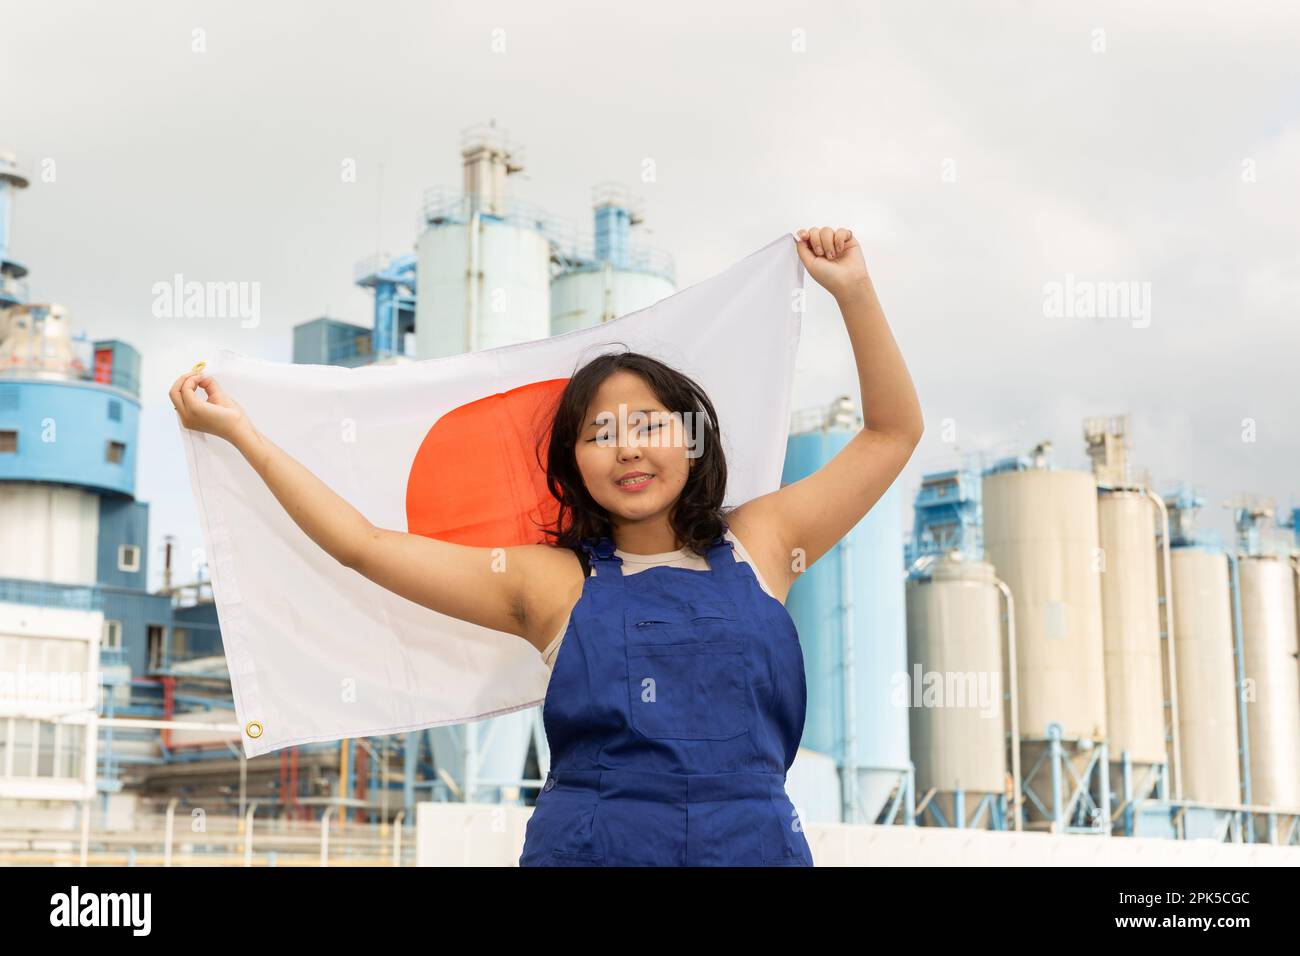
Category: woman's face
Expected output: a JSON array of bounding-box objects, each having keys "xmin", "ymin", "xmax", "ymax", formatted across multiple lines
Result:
[{"xmin": 574, "ymin": 369, "xmax": 695, "ymax": 529}]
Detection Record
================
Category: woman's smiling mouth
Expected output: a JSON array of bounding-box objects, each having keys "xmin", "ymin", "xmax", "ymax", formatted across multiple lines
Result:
[{"xmin": 615, "ymin": 473, "xmax": 655, "ymax": 490}]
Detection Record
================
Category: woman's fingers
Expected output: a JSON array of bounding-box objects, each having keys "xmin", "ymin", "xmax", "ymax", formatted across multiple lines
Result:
[
  {"xmin": 834, "ymin": 228, "xmax": 851, "ymax": 256},
  {"xmin": 805, "ymin": 225, "xmax": 839, "ymax": 258},
  {"xmin": 168, "ymin": 373, "xmax": 190, "ymax": 415},
  {"xmin": 195, "ymin": 374, "xmax": 229, "ymax": 407},
  {"xmin": 170, "ymin": 371, "xmax": 208, "ymax": 423},
  {"xmin": 818, "ymin": 226, "xmax": 836, "ymax": 259},
  {"xmin": 806, "ymin": 227, "xmax": 822, "ymax": 256},
  {"xmin": 795, "ymin": 226, "xmax": 854, "ymax": 259},
  {"xmin": 179, "ymin": 375, "xmax": 201, "ymax": 415}
]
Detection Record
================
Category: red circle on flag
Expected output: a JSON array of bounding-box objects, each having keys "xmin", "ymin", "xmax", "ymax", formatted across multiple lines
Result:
[{"xmin": 406, "ymin": 379, "xmax": 570, "ymax": 546}]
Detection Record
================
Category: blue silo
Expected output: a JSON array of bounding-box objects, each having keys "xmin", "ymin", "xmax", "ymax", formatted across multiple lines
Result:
[{"xmin": 782, "ymin": 398, "xmax": 911, "ymax": 824}]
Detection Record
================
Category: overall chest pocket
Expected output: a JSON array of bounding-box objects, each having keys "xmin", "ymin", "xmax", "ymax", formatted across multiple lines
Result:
[{"xmin": 626, "ymin": 628, "xmax": 748, "ymax": 740}]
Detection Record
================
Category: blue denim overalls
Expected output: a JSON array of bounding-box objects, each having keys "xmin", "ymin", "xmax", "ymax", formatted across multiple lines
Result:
[{"xmin": 519, "ymin": 524, "xmax": 814, "ymax": 866}]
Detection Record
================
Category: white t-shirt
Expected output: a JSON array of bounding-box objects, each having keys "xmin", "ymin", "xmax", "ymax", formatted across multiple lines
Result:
[{"xmin": 541, "ymin": 527, "xmax": 777, "ymax": 670}]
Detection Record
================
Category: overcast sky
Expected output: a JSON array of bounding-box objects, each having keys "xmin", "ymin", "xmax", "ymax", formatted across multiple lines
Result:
[{"xmin": 4, "ymin": 0, "xmax": 1298, "ymax": 591}]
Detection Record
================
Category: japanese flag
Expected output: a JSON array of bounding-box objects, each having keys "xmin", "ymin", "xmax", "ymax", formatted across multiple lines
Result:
[{"xmin": 180, "ymin": 233, "xmax": 805, "ymax": 757}]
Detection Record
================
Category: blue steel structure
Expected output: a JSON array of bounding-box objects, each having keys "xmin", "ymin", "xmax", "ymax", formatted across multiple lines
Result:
[
  {"xmin": 905, "ymin": 462, "xmax": 983, "ymax": 566},
  {"xmin": 594, "ymin": 196, "xmax": 634, "ymax": 268},
  {"xmin": 352, "ymin": 252, "xmax": 417, "ymax": 361}
]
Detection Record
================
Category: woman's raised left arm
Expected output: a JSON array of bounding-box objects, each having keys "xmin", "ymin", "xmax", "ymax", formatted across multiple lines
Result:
[{"xmin": 728, "ymin": 226, "xmax": 923, "ymax": 597}]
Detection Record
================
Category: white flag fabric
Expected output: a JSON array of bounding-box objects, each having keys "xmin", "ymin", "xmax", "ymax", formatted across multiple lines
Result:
[{"xmin": 181, "ymin": 232, "xmax": 805, "ymax": 757}]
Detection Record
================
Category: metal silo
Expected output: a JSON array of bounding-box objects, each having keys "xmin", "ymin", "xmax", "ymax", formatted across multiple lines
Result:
[
  {"xmin": 549, "ymin": 184, "xmax": 675, "ymax": 334},
  {"xmin": 1232, "ymin": 502, "xmax": 1294, "ymax": 816},
  {"xmin": 905, "ymin": 554, "xmax": 1012, "ymax": 829},
  {"xmin": 1083, "ymin": 416, "xmax": 1175, "ymax": 831},
  {"xmin": 413, "ymin": 125, "xmax": 552, "ymax": 359},
  {"xmin": 428, "ymin": 711, "xmax": 538, "ymax": 805},
  {"xmin": 783, "ymin": 398, "xmax": 911, "ymax": 825},
  {"xmin": 1095, "ymin": 491, "xmax": 1166, "ymax": 761},
  {"xmin": 1162, "ymin": 487, "xmax": 1241, "ymax": 809},
  {"xmin": 981, "ymin": 443, "xmax": 1111, "ymax": 833}
]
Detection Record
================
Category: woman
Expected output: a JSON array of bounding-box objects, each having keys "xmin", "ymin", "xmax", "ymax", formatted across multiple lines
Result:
[{"xmin": 169, "ymin": 225, "xmax": 923, "ymax": 866}]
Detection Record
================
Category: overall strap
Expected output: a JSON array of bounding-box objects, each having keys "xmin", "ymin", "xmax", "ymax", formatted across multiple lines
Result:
[
  {"xmin": 578, "ymin": 535, "xmax": 625, "ymax": 587},
  {"xmin": 703, "ymin": 527, "xmax": 740, "ymax": 580}
]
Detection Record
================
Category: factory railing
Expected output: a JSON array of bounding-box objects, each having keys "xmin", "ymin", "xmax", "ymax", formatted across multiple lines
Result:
[
  {"xmin": 0, "ymin": 342, "xmax": 140, "ymax": 397},
  {"xmin": 0, "ymin": 576, "xmax": 97, "ymax": 610}
]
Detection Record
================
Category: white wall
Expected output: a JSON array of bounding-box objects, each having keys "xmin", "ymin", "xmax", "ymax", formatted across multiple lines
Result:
[{"xmin": 415, "ymin": 802, "xmax": 1300, "ymax": 866}]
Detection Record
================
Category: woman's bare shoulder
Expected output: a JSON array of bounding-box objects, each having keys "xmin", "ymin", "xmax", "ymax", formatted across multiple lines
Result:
[
  {"xmin": 511, "ymin": 543, "xmax": 587, "ymax": 653},
  {"xmin": 724, "ymin": 501, "xmax": 795, "ymax": 603}
]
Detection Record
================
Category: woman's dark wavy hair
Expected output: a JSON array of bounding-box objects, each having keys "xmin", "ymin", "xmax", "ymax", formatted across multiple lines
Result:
[{"xmin": 533, "ymin": 346, "xmax": 732, "ymax": 556}]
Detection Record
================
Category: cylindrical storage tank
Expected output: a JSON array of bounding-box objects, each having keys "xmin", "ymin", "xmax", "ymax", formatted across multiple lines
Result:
[
  {"xmin": 905, "ymin": 555, "xmax": 1007, "ymax": 826},
  {"xmin": 1238, "ymin": 556, "xmax": 1300, "ymax": 811},
  {"xmin": 981, "ymin": 468, "xmax": 1107, "ymax": 741},
  {"xmin": 413, "ymin": 219, "xmax": 551, "ymax": 359},
  {"xmin": 429, "ymin": 711, "xmax": 535, "ymax": 805},
  {"xmin": 550, "ymin": 265, "xmax": 674, "ymax": 335},
  {"xmin": 784, "ymin": 746, "xmax": 843, "ymax": 825},
  {"xmin": 1168, "ymin": 545, "xmax": 1240, "ymax": 807},
  {"xmin": 783, "ymin": 429, "xmax": 908, "ymax": 823},
  {"xmin": 1096, "ymin": 491, "xmax": 1166, "ymax": 765},
  {"xmin": 0, "ymin": 378, "xmax": 140, "ymax": 498},
  {"xmin": 0, "ymin": 483, "xmax": 99, "ymax": 584}
]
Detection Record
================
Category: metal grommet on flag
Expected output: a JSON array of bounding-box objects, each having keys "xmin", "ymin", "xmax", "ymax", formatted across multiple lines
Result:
[{"xmin": 245, "ymin": 721, "xmax": 264, "ymax": 739}]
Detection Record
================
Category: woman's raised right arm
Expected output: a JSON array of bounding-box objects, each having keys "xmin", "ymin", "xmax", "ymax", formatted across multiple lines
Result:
[{"xmin": 169, "ymin": 370, "xmax": 575, "ymax": 647}]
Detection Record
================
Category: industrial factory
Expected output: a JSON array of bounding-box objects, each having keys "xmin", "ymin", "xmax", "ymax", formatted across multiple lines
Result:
[{"xmin": 0, "ymin": 124, "xmax": 1296, "ymax": 865}]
